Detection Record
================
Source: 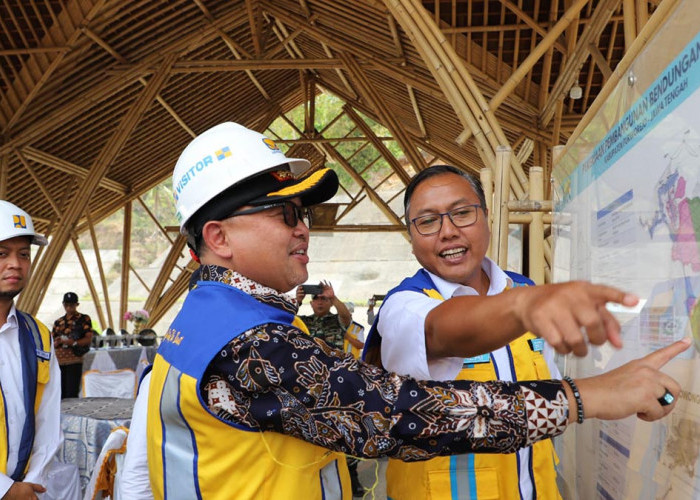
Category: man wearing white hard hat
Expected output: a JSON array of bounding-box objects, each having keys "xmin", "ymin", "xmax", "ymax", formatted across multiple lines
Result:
[
  {"xmin": 0, "ymin": 201, "xmax": 61, "ymax": 499},
  {"xmin": 137, "ymin": 122, "xmax": 689, "ymax": 500}
]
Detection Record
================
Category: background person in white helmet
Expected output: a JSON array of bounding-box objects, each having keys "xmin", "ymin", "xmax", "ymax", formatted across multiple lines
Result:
[
  {"xmin": 0, "ymin": 201, "xmax": 61, "ymax": 500},
  {"xmin": 123, "ymin": 122, "xmax": 688, "ymax": 500}
]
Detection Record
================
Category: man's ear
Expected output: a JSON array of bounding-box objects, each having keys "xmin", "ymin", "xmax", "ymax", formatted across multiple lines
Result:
[{"xmin": 200, "ymin": 220, "xmax": 233, "ymax": 259}]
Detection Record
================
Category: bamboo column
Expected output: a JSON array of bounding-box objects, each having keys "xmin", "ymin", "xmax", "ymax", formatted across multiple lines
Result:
[
  {"xmin": 71, "ymin": 237, "xmax": 107, "ymax": 329},
  {"xmin": 0, "ymin": 153, "xmax": 7, "ymax": 199},
  {"xmin": 87, "ymin": 214, "xmax": 114, "ymax": 328},
  {"xmin": 490, "ymin": 146, "xmax": 512, "ymax": 268},
  {"xmin": 120, "ymin": 201, "xmax": 132, "ymax": 330},
  {"xmin": 480, "ymin": 167, "xmax": 493, "ymax": 216},
  {"xmin": 528, "ymin": 167, "xmax": 545, "ymax": 284},
  {"xmin": 144, "ymin": 234, "xmax": 187, "ymax": 315}
]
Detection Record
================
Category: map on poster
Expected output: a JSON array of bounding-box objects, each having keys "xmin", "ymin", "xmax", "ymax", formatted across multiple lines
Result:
[{"xmin": 553, "ymin": 26, "xmax": 700, "ymax": 500}]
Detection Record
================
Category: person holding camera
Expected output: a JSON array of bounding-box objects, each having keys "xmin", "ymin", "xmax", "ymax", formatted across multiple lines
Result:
[
  {"xmin": 51, "ymin": 292, "xmax": 94, "ymax": 398},
  {"xmin": 296, "ymin": 281, "xmax": 362, "ymax": 352}
]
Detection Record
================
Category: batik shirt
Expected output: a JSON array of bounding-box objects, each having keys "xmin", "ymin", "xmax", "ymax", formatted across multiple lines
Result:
[
  {"xmin": 51, "ymin": 312, "xmax": 92, "ymax": 365},
  {"xmin": 197, "ymin": 265, "xmax": 570, "ymax": 461}
]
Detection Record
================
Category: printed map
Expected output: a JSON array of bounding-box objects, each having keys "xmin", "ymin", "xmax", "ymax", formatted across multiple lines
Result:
[{"xmin": 552, "ymin": 20, "xmax": 700, "ymax": 500}]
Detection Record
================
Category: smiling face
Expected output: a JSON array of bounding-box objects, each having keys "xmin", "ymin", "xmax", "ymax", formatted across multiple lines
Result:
[
  {"xmin": 0, "ymin": 236, "xmax": 32, "ymax": 301},
  {"xmin": 206, "ymin": 198, "xmax": 311, "ymax": 293},
  {"xmin": 407, "ymin": 172, "xmax": 491, "ymax": 292}
]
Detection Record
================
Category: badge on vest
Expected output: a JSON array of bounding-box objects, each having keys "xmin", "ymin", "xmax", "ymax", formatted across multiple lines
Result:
[
  {"xmin": 528, "ymin": 338, "xmax": 545, "ymax": 352},
  {"xmin": 463, "ymin": 353, "xmax": 490, "ymax": 366},
  {"xmin": 36, "ymin": 349, "xmax": 50, "ymax": 360}
]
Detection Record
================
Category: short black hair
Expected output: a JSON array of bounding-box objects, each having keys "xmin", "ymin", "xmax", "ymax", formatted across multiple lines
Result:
[{"xmin": 403, "ymin": 165, "xmax": 487, "ymax": 229}]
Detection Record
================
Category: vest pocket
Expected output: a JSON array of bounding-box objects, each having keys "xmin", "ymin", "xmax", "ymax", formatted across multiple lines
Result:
[
  {"xmin": 532, "ymin": 354, "xmax": 551, "ymax": 379},
  {"xmin": 427, "ymin": 467, "xmax": 500, "ymax": 499},
  {"xmin": 37, "ymin": 360, "xmax": 50, "ymax": 384}
]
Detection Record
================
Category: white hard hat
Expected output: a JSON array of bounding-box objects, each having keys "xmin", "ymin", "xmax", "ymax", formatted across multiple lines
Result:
[
  {"xmin": 173, "ymin": 122, "xmax": 311, "ymax": 233},
  {"xmin": 0, "ymin": 200, "xmax": 48, "ymax": 246}
]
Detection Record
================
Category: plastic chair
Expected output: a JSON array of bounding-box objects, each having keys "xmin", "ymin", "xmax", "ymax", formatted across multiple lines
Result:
[
  {"xmin": 82, "ymin": 427, "xmax": 129, "ymax": 500},
  {"xmin": 95, "ymin": 328, "xmax": 115, "ymax": 348},
  {"xmin": 136, "ymin": 328, "xmax": 157, "ymax": 347},
  {"xmin": 118, "ymin": 330, "xmax": 130, "ymax": 347},
  {"xmin": 81, "ymin": 369, "xmax": 137, "ymax": 399}
]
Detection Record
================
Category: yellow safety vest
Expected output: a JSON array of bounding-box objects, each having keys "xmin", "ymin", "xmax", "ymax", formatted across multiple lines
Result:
[
  {"xmin": 367, "ymin": 269, "xmax": 561, "ymax": 500},
  {"xmin": 147, "ymin": 281, "xmax": 350, "ymax": 499},
  {"xmin": 386, "ymin": 332, "xmax": 560, "ymax": 499},
  {"xmin": 0, "ymin": 312, "xmax": 52, "ymax": 479}
]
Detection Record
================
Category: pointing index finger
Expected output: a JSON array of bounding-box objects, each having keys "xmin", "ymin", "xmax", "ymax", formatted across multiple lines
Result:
[
  {"xmin": 591, "ymin": 284, "xmax": 639, "ymax": 308},
  {"xmin": 643, "ymin": 338, "xmax": 692, "ymax": 369}
]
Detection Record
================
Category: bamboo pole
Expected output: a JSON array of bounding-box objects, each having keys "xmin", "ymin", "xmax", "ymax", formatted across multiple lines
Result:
[
  {"xmin": 71, "ymin": 237, "xmax": 107, "ymax": 329},
  {"xmin": 120, "ymin": 201, "xmax": 132, "ymax": 330},
  {"xmin": 385, "ymin": 0, "xmax": 529, "ymax": 198},
  {"xmin": 565, "ymin": 0, "xmax": 680, "ymax": 148},
  {"xmin": 540, "ymin": 0, "xmax": 619, "ymax": 127},
  {"xmin": 490, "ymin": 146, "xmax": 511, "ymax": 267},
  {"xmin": 0, "ymin": 153, "xmax": 7, "ymax": 199},
  {"xmin": 87, "ymin": 213, "xmax": 114, "ymax": 329},
  {"xmin": 528, "ymin": 167, "xmax": 545, "ymax": 284},
  {"xmin": 383, "ymin": 1, "xmax": 497, "ymax": 167},
  {"xmin": 509, "ymin": 213, "xmax": 554, "ymax": 224},
  {"xmin": 507, "ymin": 200, "xmax": 553, "ymax": 212},
  {"xmin": 144, "ymin": 234, "xmax": 187, "ymax": 315},
  {"xmin": 456, "ymin": 0, "xmax": 588, "ymax": 152},
  {"xmin": 477, "ymin": 0, "xmax": 589, "ymax": 132},
  {"xmin": 340, "ymin": 53, "xmax": 426, "ymax": 174},
  {"xmin": 623, "ymin": 0, "xmax": 637, "ymax": 51},
  {"xmin": 480, "ymin": 167, "xmax": 493, "ymax": 216}
]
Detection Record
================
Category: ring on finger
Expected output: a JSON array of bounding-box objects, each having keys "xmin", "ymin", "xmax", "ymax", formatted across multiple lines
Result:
[{"xmin": 657, "ymin": 389, "xmax": 674, "ymax": 407}]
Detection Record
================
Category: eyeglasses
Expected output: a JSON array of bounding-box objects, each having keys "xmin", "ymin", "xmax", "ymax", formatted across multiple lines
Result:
[
  {"xmin": 410, "ymin": 204, "xmax": 482, "ymax": 235},
  {"xmin": 227, "ymin": 201, "xmax": 313, "ymax": 228}
]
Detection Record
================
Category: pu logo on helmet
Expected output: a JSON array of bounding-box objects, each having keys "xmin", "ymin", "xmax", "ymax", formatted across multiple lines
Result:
[
  {"xmin": 216, "ymin": 147, "xmax": 231, "ymax": 161},
  {"xmin": 262, "ymin": 138, "xmax": 280, "ymax": 151},
  {"xmin": 13, "ymin": 215, "xmax": 27, "ymax": 229}
]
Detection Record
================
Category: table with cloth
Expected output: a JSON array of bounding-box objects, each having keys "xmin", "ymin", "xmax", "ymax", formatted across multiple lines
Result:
[{"xmin": 58, "ymin": 397, "xmax": 135, "ymax": 493}]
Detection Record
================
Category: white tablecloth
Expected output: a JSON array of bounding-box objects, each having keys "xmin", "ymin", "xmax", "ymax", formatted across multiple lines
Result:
[{"xmin": 58, "ymin": 397, "xmax": 134, "ymax": 494}]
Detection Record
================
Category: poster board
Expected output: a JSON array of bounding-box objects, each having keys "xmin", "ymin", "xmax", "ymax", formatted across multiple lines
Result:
[{"xmin": 552, "ymin": 2, "xmax": 700, "ymax": 498}]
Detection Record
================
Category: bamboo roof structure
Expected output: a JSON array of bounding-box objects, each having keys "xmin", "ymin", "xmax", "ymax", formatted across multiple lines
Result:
[{"xmin": 0, "ymin": 0, "xmax": 674, "ymax": 325}]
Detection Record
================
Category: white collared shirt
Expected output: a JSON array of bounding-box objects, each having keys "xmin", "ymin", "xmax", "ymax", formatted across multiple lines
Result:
[
  {"xmin": 377, "ymin": 258, "xmax": 560, "ymax": 500},
  {"xmin": 0, "ymin": 304, "xmax": 62, "ymax": 496}
]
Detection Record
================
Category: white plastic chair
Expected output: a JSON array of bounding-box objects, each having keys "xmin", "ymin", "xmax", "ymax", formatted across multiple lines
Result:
[
  {"xmin": 82, "ymin": 427, "xmax": 129, "ymax": 500},
  {"xmin": 81, "ymin": 370, "xmax": 137, "ymax": 399}
]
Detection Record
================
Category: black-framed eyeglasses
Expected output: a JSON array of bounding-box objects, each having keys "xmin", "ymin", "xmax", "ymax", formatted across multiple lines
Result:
[
  {"xmin": 227, "ymin": 201, "xmax": 313, "ymax": 228},
  {"xmin": 410, "ymin": 204, "xmax": 481, "ymax": 235}
]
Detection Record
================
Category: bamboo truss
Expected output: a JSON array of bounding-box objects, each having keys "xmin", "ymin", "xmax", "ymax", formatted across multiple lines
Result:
[{"xmin": 0, "ymin": 0, "xmax": 673, "ymax": 322}]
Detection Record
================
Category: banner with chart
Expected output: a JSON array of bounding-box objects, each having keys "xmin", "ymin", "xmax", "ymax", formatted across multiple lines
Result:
[{"xmin": 552, "ymin": 2, "xmax": 700, "ymax": 499}]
